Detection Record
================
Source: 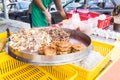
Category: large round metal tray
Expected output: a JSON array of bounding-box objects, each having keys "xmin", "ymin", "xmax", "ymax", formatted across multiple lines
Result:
[{"xmin": 7, "ymin": 28, "xmax": 91, "ymax": 66}]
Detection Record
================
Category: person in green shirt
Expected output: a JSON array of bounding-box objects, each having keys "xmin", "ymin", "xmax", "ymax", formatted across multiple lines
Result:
[{"xmin": 31, "ymin": 0, "xmax": 66, "ymax": 27}]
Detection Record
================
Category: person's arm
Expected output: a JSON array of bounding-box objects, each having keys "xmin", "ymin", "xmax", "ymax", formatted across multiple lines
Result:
[
  {"xmin": 83, "ymin": 0, "xmax": 87, "ymax": 9},
  {"xmin": 27, "ymin": 2, "xmax": 32, "ymax": 14},
  {"xmin": 53, "ymin": 0, "xmax": 67, "ymax": 19}
]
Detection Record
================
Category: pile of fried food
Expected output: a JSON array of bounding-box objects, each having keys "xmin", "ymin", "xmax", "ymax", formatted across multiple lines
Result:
[
  {"xmin": 38, "ymin": 41, "xmax": 84, "ymax": 55},
  {"xmin": 9, "ymin": 28, "xmax": 84, "ymax": 55}
]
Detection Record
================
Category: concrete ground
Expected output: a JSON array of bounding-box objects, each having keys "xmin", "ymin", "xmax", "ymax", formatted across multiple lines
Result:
[{"xmin": 0, "ymin": 18, "xmax": 30, "ymax": 33}]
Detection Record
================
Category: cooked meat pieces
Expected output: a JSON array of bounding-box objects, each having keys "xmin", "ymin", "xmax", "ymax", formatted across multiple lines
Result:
[{"xmin": 42, "ymin": 28, "xmax": 70, "ymax": 41}]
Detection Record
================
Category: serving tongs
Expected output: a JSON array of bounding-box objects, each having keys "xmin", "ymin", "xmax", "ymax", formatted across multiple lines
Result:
[
  {"xmin": 6, "ymin": 28, "xmax": 11, "ymax": 41},
  {"xmin": 6, "ymin": 28, "xmax": 11, "ymax": 53}
]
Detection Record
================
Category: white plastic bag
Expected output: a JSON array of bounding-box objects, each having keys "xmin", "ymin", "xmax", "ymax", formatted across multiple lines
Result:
[
  {"xmin": 62, "ymin": 13, "xmax": 81, "ymax": 29},
  {"xmin": 78, "ymin": 20, "xmax": 92, "ymax": 36},
  {"xmin": 74, "ymin": 50, "xmax": 104, "ymax": 70}
]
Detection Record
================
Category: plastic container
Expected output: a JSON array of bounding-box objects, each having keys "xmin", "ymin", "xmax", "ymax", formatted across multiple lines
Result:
[
  {"xmin": 77, "ymin": 9, "xmax": 89, "ymax": 16},
  {"xmin": 80, "ymin": 12, "xmax": 112, "ymax": 29},
  {"xmin": 66, "ymin": 12, "xmax": 73, "ymax": 19},
  {"xmin": 0, "ymin": 52, "xmax": 78, "ymax": 80},
  {"xmin": 66, "ymin": 11, "xmax": 112, "ymax": 29},
  {"xmin": 68, "ymin": 40, "xmax": 114, "ymax": 80},
  {"xmin": 80, "ymin": 12, "xmax": 100, "ymax": 20},
  {"xmin": 97, "ymin": 15, "xmax": 112, "ymax": 29}
]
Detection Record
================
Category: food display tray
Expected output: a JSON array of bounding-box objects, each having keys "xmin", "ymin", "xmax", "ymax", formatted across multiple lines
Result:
[{"xmin": 7, "ymin": 28, "xmax": 91, "ymax": 66}]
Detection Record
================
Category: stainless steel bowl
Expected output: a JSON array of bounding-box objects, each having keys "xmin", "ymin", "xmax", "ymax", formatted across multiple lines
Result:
[{"xmin": 7, "ymin": 28, "xmax": 91, "ymax": 66}]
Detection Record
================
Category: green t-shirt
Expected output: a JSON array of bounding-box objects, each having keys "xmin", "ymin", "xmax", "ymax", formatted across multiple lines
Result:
[{"xmin": 32, "ymin": 0, "xmax": 53, "ymax": 27}]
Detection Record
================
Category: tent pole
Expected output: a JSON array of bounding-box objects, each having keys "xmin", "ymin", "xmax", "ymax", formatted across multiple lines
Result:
[{"xmin": 3, "ymin": 0, "xmax": 9, "ymax": 19}]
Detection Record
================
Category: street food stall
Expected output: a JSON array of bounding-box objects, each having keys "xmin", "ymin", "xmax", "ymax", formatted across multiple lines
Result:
[{"xmin": 0, "ymin": 9, "xmax": 120, "ymax": 80}]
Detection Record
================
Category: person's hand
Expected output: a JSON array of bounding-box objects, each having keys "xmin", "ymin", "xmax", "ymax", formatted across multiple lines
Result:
[
  {"xmin": 44, "ymin": 10, "xmax": 51, "ymax": 24},
  {"xmin": 27, "ymin": 10, "xmax": 31, "ymax": 15},
  {"xmin": 83, "ymin": 4, "xmax": 87, "ymax": 9}
]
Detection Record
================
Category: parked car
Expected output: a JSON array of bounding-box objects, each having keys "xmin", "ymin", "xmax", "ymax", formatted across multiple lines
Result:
[
  {"xmin": 7, "ymin": 1, "xmax": 30, "ymax": 22},
  {"xmin": 51, "ymin": 0, "xmax": 119, "ymax": 24}
]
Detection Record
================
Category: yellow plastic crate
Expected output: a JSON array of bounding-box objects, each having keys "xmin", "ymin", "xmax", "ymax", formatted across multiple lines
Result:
[
  {"xmin": 0, "ymin": 52, "xmax": 78, "ymax": 80},
  {"xmin": 0, "ymin": 32, "xmax": 12, "ymax": 53},
  {"xmin": 40, "ymin": 65, "xmax": 78, "ymax": 80},
  {"xmin": 0, "ymin": 32, "xmax": 8, "ymax": 39},
  {"xmin": 0, "ymin": 32, "xmax": 12, "ymax": 41},
  {"xmin": 68, "ymin": 40, "xmax": 114, "ymax": 80}
]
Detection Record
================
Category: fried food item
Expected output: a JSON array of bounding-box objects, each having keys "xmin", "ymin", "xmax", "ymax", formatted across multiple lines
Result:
[
  {"xmin": 50, "ymin": 41, "xmax": 59, "ymax": 49},
  {"xmin": 38, "ymin": 41, "xmax": 85, "ymax": 55},
  {"xmin": 57, "ymin": 51, "xmax": 71, "ymax": 55},
  {"xmin": 38, "ymin": 41, "xmax": 73, "ymax": 55},
  {"xmin": 56, "ymin": 41, "xmax": 72, "ymax": 48},
  {"xmin": 44, "ymin": 46, "xmax": 57, "ymax": 56},
  {"xmin": 57, "ymin": 47, "xmax": 71, "ymax": 52},
  {"xmin": 56, "ymin": 41, "xmax": 72, "ymax": 54},
  {"xmin": 38, "ymin": 46, "xmax": 44, "ymax": 55},
  {"xmin": 72, "ymin": 43, "xmax": 84, "ymax": 52}
]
